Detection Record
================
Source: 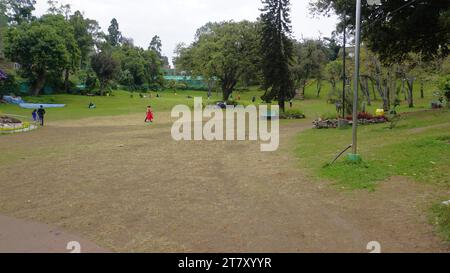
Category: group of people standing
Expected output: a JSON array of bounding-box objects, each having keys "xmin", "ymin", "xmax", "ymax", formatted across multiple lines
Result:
[{"xmin": 32, "ymin": 106, "xmax": 46, "ymax": 126}]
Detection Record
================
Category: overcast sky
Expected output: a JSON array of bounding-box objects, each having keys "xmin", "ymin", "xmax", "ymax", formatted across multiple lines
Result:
[{"xmin": 34, "ymin": 0, "xmax": 338, "ymax": 64}]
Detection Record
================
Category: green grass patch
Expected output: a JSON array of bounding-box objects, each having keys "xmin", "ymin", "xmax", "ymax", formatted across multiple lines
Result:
[
  {"xmin": 0, "ymin": 79, "xmax": 441, "ymax": 122},
  {"xmin": 431, "ymin": 203, "xmax": 450, "ymax": 241},
  {"xmin": 296, "ymin": 109, "xmax": 450, "ymax": 191},
  {"xmin": 0, "ymin": 90, "xmax": 226, "ymax": 121}
]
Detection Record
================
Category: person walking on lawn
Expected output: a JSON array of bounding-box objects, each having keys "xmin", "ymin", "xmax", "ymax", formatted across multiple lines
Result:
[
  {"xmin": 32, "ymin": 109, "xmax": 38, "ymax": 122},
  {"xmin": 145, "ymin": 106, "xmax": 154, "ymax": 124},
  {"xmin": 37, "ymin": 105, "xmax": 46, "ymax": 126}
]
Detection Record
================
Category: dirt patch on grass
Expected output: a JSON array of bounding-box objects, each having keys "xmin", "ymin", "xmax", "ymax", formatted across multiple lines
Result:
[{"xmin": 0, "ymin": 113, "xmax": 448, "ymax": 252}]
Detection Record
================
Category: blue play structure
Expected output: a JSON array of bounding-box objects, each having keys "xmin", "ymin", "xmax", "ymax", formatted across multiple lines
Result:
[
  {"xmin": 2, "ymin": 95, "xmax": 25, "ymax": 104},
  {"xmin": 2, "ymin": 96, "xmax": 65, "ymax": 109},
  {"xmin": 19, "ymin": 103, "xmax": 66, "ymax": 109}
]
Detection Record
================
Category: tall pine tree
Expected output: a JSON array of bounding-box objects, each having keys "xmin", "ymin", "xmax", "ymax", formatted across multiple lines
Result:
[
  {"xmin": 260, "ymin": 0, "xmax": 295, "ymax": 112},
  {"xmin": 107, "ymin": 18, "xmax": 121, "ymax": 47}
]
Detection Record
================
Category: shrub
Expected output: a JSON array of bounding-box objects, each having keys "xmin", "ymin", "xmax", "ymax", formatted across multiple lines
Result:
[
  {"xmin": 85, "ymin": 73, "xmax": 98, "ymax": 91},
  {"xmin": 281, "ymin": 109, "xmax": 306, "ymax": 120},
  {"xmin": 0, "ymin": 74, "xmax": 20, "ymax": 95},
  {"xmin": 438, "ymin": 75, "xmax": 450, "ymax": 101},
  {"xmin": 431, "ymin": 203, "xmax": 450, "ymax": 241},
  {"xmin": 320, "ymin": 112, "xmax": 338, "ymax": 120}
]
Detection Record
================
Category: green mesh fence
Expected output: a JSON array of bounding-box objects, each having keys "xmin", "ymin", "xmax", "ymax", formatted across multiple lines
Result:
[{"xmin": 164, "ymin": 76, "xmax": 209, "ymax": 90}]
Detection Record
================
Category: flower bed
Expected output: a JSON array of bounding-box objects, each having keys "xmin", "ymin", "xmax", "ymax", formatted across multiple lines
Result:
[
  {"xmin": 313, "ymin": 112, "xmax": 388, "ymax": 129},
  {"xmin": 0, "ymin": 116, "xmax": 22, "ymax": 124},
  {"xmin": 0, "ymin": 116, "xmax": 36, "ymax": 134}
]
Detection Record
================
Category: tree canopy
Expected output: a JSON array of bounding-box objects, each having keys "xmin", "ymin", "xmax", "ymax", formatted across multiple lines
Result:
[
  {"xmin": 174, "ymin": 21, "xmax": 261, "ymax": 101},
  {"xmin": 107, "ymin": 18, "xmax": 121, "ymax": 47},
  {"xmin": 291, "ymin": 39, "xmax": 329, "ymax": 96},
  {"xmin": 260, "ymin": 0, "xmax": 295, "ymax": 111},
  {"xmin": 91, "ymin": 51, "xmax": 119, "ymax": 95},
  {"xmin": 113, "ymin": 43, "xmax": 163, "ymax": 88},
  {"xmin": 4, "ymin": 14, "xmax": 80, "ymax": 95},
  {"xmin": 4, "ymin": 0, "xmax": 36, "ymax": 25},
  {"xmin": 310, "ymin": 0, "xmax": 450, "ymax": 64},
  {"xmin": 69, "ymin": 11, "xmax": 100, "ymax": 67}
]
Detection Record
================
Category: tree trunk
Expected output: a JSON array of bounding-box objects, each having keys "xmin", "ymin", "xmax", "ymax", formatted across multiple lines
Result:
[
  {"xmin": 316, "ymin": 79, "xmax": 322, "ymax": 97},
  {"xmin": 279, "ymin": 100, "xmax": 286, "ymax": 113},
  {"xmin": 222, "ymin": 87, "xmax": 231, "ymax": 101},
  {"xmin": 330, "ymin": 80, "xmax": 336, "ymax": 96},
  {"xmin": 370, "ymin": 79, "xmax": 377, "ymax": 100},
  {"xmin": 100, "ymin": 81, "xmax": 105, "ymax": 96},
  {"xmin": 302, "ymin": 79, "xmax": 307, "ymax": 97},
  {"xmin": 406, "ymin": 77, "xmax": 415, "ymax": 108},
  {"xmin": 402, "ymin": 79, "xmax": 407, "ymax": 101},
  {"xmin": 221, "ymin": 77, "xmax": 237, "ymax": 101},
  {"xmin": 31, "ymin": 71, "xmax": 46, "ymax": 96},
  {"xmin": 360, "ymin": 76, "xmax": 371, "ymax": 106},
  {"xmin": 382, "ymin": 79, "xmax": 389, "ymax": 111},
  {"xmin": 420, "ymin": 82, "xmax": 424, "ymax": 99},
  {"xmin": 64, "ymin": 69, "xmax": 70, "ymax": 93}
]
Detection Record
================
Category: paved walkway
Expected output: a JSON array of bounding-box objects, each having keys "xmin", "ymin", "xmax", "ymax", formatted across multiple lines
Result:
[{"xmin": 0, "ymin": 215, "xmax": 107, "ymax": 253}]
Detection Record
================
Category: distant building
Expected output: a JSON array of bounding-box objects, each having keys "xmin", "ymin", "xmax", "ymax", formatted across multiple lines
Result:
[{"xmin": 163, "ymin": 75, "xmax": 217, "ymax": 91}]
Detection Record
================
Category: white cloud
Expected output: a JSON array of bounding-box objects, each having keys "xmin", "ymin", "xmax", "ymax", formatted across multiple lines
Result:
[{"xmin": 34, "ymin": 0, "xmax": 338, "ymax": 63}]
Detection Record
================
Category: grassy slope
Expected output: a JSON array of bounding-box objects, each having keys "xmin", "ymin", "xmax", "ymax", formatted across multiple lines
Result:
[
  {"xmin": 296, "ymin": 109, "xmax": 450, "ymax": 191},
  {"xmin": 1, "ymin": 79, "xmax": 440, "ymax": 121},
  {"xmin": 0, "ymin": 90, "xmax": 224, "ymax": 121},
  {"xmin": 295, "ymin": 98, "xmax": 450, "ymax": 241}
]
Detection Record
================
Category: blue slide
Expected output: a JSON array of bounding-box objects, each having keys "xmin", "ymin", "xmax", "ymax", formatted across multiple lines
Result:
[{"xmin": 19, "ymin": 103, "xmax": 66, "ymax": 109}]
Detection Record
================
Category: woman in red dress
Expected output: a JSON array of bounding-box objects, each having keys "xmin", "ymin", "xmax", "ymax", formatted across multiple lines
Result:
[{"xmin": 145, "ymin": 106, "xmax": 154, "ymax": 123}]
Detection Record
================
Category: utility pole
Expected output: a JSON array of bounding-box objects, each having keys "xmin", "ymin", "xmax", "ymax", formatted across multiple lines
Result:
[
  {"xmin": 347, "ymin": 0, "xmax": 412, "ymax": 162},
  {"xmin": 342, "ymin": 9, "xmax": 347, "ymax": 120},
  {"xmin": 349, "ymin": 0, "xmax": 363, "ymax": 161}
]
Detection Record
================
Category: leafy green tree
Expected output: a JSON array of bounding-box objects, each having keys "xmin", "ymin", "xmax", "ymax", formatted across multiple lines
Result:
[
  {"xmin": 322, "ymin": 36, "xmax": 341, "ymax": 61},
  {"xmin": 40, "ymin": 15, "xmax": 81, "ymax": 93},
  {"xmin": 113, "ymin": 44, "xmax": 163, "ymax": 88},
  {"xmin": 5, "ymin": 0, "xmax": 36, "ymax": 25},
  {"xmin": 438, "ymin": 75, "xmax": 450, "ymax": 102},
  {"xmin": 69, "ymin": 11, "xmax": 99, "ymax": 67},
  {"xmin": 173, "ymin": 42, "xmax": 190, "ymax": 73},
  {"xmin": 149, "ymin": 35, "xmax": 162, "ymax": 55},
  {"xmin": 0, "ymin": 2, "xmax": 8, "ymax": 59},
  {"xmin": 310, "ymin": 0, "xmax": 450, "ymax": 64},
  {"xmin": 4, "ymin": 14, "xmax": 80, "ymax": 95},
  {"xmin": 118, "ymin": 69, "xmax": 134, "ymax": 86},
  {"xmin": 142, "ymin": 49, "xmax": 164, "ymax": 88},
  {"xmin": 149, "ymin": 35, "xmax": 170, "ymax": 68},
  {"xmin": 47, "ymin": 0, "xmax": 71, "ymax": 19},
  {"xmin": 91, "ymin": 51, "xmax": 119, "ymax": 95},
  {"xmin": 107, "ymin": 18, "xmax": 121, "ymax": 47},
  {"xmin": 291, "ymin": 39, "xmax": 328, "ymax": 97},
  {"xmin": 325, "ymin": 60, "xmax": 343, "ymax": 97},
  {"xmin": 260, "ymin": 0, "xmax": 295, "ymax": 111},
  {"xmin": 174, "ymin": 21, "xmax": 261, "ymax": 101}
]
